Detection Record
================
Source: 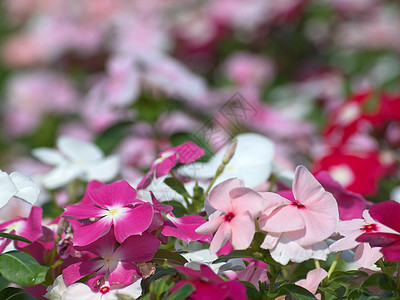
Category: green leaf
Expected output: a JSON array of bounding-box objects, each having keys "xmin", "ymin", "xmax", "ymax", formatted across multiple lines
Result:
[
  {"xmin": 0, "ymin": 287, "xmax": 36, "ymax": 300},
  {"xmin": 213, "ymin": 249, "xmax": 258, "ymax": 263},
  {"xmin": 240, "ymin": 281, "xmax": 263, "ymax": 300},
  {"xmin": 0, "ymin": 233, "xmax": 32, "ymax": 245},
  {"xmin": 275, "ymin": 284, "xmax": 317, "ymax": 300},
  {"xmin": 361, "ymin": 273, "xmax": 396, "ymax": 291},
  {"xmin": 95, "ymin": 121, "xmax": 132, "ymax": 154},
  {"xmin": 164, "ymin": 177, "xmax": 191, "ymax": 199},
  {"xmin": 166, "ymin": 283, "xmax": 195, "ymax": 300},
  {"xmin": 0, "ymin": 251, "xmax": 49, "ymax": 286},
  {"xmin": 153, "ymin": 249, "xmax": 188, "ymax": 265},
  {"xmin": 329, "ymin": 270, "xmax": 368, "ymax": 280},
  {"xmin": 162, "ymin": 200, "xmax": 187, "ymax": 218}
]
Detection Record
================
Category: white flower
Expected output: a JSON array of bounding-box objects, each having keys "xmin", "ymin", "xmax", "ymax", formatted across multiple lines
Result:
[
  {"xmin": 175, "ymin": 241, "xmax": 245, "ymax": 274},
  {"xmin": 32, "ymin": 136, "xmax": 120, "ymax": 189},
  {"xmin": 179, "ymin": 133, "xmax": 275, "ymax": 188},
  {"xmin": 0, "ymin": 170, "xmax": 40, "ymax": 208},
  {"xmin": 45, "ymin": 275, "xmax": 142, "ymax": 300}
]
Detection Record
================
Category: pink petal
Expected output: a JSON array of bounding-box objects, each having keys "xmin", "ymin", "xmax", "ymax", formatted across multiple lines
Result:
[
  {"xmin": 329, "ymin": 231, "xmax": 360, "ymax": 252},
  {"xmin": 108, "ymin": 261, "xmax": 139, "ymax": 287},
  {"xmin": 357, "ymin": 232, "xmax": 400, "ymax": 247},
  {"xmin": 292, "ymin": 165, "xmax": 327, "ymax": 205},
  {"xmin": 137, "ymin": 165, "xmax": 156, "ymax": 189},
  {"xmin": 177, "ymin": 142, "xmax": 204, "ymax": 163},
  {"xmin": 156, "ymin": 156, "xmax": 177, "ymax": 177},
  {"xmin": 296, "ymin": 268, "xmax": 327, "ymax": 295},
  {"xmin": 89, "ymin": 180, "xmax": 137, "ymax": 208},
  {"xmin": 75, "ymin": 230, "xmax": 116, "ymax": 257},
  {"xmin": 195, "ymin": 214, "xmax": 224, "ymax": 235},
  {"xmin": 259, "ymin": 192, "xmax": 287, "ymax": 215},
  {"xmin": 230, "ymin": 187, "xmax": 265, "ymax": 218},
  {"xmin": 293, "ymin": 209, "xmax": 338, "ymax": 246},
  {"xmin": 73, "ymin": 218, "xmax": 112, "ymax": 246},
  {"xmin": 113, "ymin": 203, "xmax": 153, "ymax": 243},
  {"xmin": 354, "ymin": 243, "xmax": 383, "ymax": 267},
  {"xmin": 115, "ymin": 232, "xmax": 160, "ymax": 262},
  {"xmin": 208, "ymin": 178, "xmax": 244, "ymax": 213},
  {"xmin": 230, "ymin": 212, "xmax": 255, "ymax": 250},
  {"xmin": 209, "ymin": 221, "xmax": 231, "ymax": 254},
  {"xmin": 161, "ymin": 215, "xmax": 212, "ymax": 243},
  {"xmin": 260, "ymin": 205, "xmax": 305, "ymax": 233},
  {"xmin": 16, "ymin": 206, "xmax": 43, "ymax": 247},
  {"xmin": 80, "ymin": 180, "xmax": 106, "ymax": 204},
  {"xmin": 369, "ymin": 200, "xmax": 400, "ymax": 233},
  {"xmin": 62, "ymin": 204, "xmax": 106, "ymax": 219},
  {"xmin": 62, "ymin": 261, "xmax": 102, "ymax": 285}
]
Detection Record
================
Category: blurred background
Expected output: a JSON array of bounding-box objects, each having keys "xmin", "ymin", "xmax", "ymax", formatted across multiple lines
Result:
[{"xmin": 1, "ymin": 0, "xmax": 400, "ymax": 204}]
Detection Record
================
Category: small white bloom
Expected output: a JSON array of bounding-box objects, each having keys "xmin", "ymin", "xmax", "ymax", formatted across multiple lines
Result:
[
  {"xmin": 32, "ymin": 136, "xmax": 120, "ymax": 189},
  {"xmin": 179, "ymin": 133, "xmax": 274, "ymax": 188},
  {"xmin": 0, "ymin": 170, "xmax": 40, "ymax": 208}
]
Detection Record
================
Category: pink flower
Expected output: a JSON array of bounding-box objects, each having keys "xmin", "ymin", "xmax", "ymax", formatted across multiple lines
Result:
[
  {"xmin": 0, "ymin": 206, "xmax": 43, "ymax": 252},
  {"xmin": 260, "ymin": 165, "xmax": 339, "ymax": 246},
  {"xmin": 330, "ymin": 210, "xmax": 396, "ymax": 267},
  {"xmin": 62, "ymin": 230, "xmax": 160, "ymax": 290},
  {"xmin": 171, "ymin": 265, "xmax": 247, "ymax": 300},
  {"xmin": 259, "ymin": 166, "xmax": 339, "ymax": 264},
  {"xmin": 357, "ymin": 201, "xmax": 400, "ymax": 261},
  {"xmin": 62, "ymin": 180, "xmax": 154, "ymax": 246},
  {"xmin": 195, "ymin": 178, "xmax": 265, "ymax": 254},
  {"xmin": 295, "ymin": 268, "xmax": 328, "ymax": 300},
  {"xmin": 137, "ymin": 141, "xmax": 204, "ymax": 189}
]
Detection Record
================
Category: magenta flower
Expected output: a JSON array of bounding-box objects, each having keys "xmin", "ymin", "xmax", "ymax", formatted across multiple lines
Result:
[
  {"xmin": 171, "ymin": 264, "xmax": 247, "ymax": 300},
  {"xmin": 137, "ymin": 141, "xmax": 204, "ymax": 189},
  {"xmin": 62, "ymin": 180, "xmax": 154, "ymax": 246},
  {"xmin": 195, "ymin": 178, "xmax": 265, "ymax": 254},
  {"xmin": 0, "ymin": 206, "xmax": 43, "ymax": 252},
  {"xmin": 62, "ymin": 230, "xmax": 160, "ymax": 290},
  {"xmin": 357, "ymin": 201, "xmax": 400, "ymax": 261}
]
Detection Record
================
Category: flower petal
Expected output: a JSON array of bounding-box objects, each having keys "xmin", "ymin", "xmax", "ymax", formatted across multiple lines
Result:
[
  {"xmin": 84, "ymin": 154, "xmax": 121, "ymax": 182},
  {"xmin": 31, "ymin": 148, "xmax": 67, "ymax": 165},
  {"xmin": 58, "ymin": 136, "xmax": 103, "ymax": 162},
  {"xmin": 10, "ymin": 172, "xmax": 40, "ymax": 205},
  {"xmin": 209, "ymin": 221, "xmax": 232, "ymax": 254},
  {"xmin": 260, "ymin": 205, "xmax": 305, "ymax": 233},
  {"xmin": 229, "ymin": 212, "xmax": 255, "ymax": 250},
  {"xmin": 89, "ymin": 180, "xmax": 137, "ymax": 208},
  {"xmin": 208, "ymin": 178, "xmax": 244, "ymax": 213},
  {"xmin": 73, "ymin": 218, "xmax": 112, "ymax": 246},
  {"xmin": 115, "ymin": 232, "xmax": 160, "ymax": 262},
  {"xmin": 113, "ymin": 203, "xmax": 153, "ymax": 243},
  {"xmin": 292, "ymin": 165, "xmax": 327, "ymax": 205},
  {"xmin": 62, "ymin": 260, "xmax": 102, "ymax": 285},
  {"xmin": 368, "ymin": 200, "xmax": 400, "ymax": 233},
  {"xmin": 62, "ymin": 204, "xmax": 106, "ymax": 219},
  {"xmin": 0, "ymin": 171, "xmax": 17, "ymax": 208}
]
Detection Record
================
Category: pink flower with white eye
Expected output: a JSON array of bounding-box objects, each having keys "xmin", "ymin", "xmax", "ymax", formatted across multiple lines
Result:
[
  {"xmin": 137, "ymin": 141, "xmax": 204, "ymax": 189},
  {"xmin": 0, "ymin": 206, "xmax": 43, "ymax": 253},
  {"xmin": 195, "ymin": 178, "xmax": 267, "ymax": 254},
  {"xmin": 330, "ymin": 210, "xmax": 397, "ymax": 268},
  {"xmin": 62, "ymin": 180, "xmax": 154, "ymax": 246},
  {"xmin": 295, "ymin": 268, "xmax": 328, "ymax": 300},
  {"xmin": 62, "ymin": 230, "xmax": 160, "ymax": 291},
  {"xmin": 259, "ymin": 165, "xmax": 339, "ymax": 264}
]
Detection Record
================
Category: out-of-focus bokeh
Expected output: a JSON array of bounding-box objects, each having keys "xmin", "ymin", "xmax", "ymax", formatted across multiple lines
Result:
[{"xmin": 1, "ymin": 0, "xmax": 400, "ymax": 203}]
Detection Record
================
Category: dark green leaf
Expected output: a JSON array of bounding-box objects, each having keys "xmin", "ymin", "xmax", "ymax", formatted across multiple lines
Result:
[
  {"xmin": 162, "ymin": 200, "xmax": 187, "ymax": 218},
  {"xmin": 0, "ymin": 287, "xmax": 36, "ymax": 300},
  {"xmin": 275, "ymin": 284, "xmax": 317, "ymax": 300},
  {"xmin": 361, "ymin": 273, "xmax": 396, "ymax": 291},
  {"xmin": 153, "ymin": 249, "xmax": 188, "ymax": 265},
  {"xmin": 240, "ymin": 281, "xmax": 262, "ymax": 300},
  {"xmin": 0, "ymin": 233, "xmax": 32, "ymax": 244},
  {"xmin": 0, "ymin": 251, "xmax": 48, "ymax": 286},
  {"xmin": 329, "ymin": 270, "xmax": 368, "ymax": 280},
  {"xmin": 164, "ymin": 177, "xmax": 191, "ymax": 199},
  {"xmin": 166, "ymin": 283, "xmax": 195, "ymax": 300},
  {"xmin": 95, "ymin": 121, "xmax": 132, "ymax": 154}
]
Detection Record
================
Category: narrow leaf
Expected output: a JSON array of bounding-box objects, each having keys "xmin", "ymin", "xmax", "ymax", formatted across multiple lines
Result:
[{"xmin": 0, "ymin": 233, "xmax": 32, "ymax": 244}]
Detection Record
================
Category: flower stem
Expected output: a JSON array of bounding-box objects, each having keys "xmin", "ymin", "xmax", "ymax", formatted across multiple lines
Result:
[
  {"xmin": 327, "ymin": 251, "xmax": 342, "ymax": 279},
  {"xmin": 314, "ymin": 259, "xmax": 321, "ymax": 269},
  {"xmin": 169, "ymin": 170, "xmax": 191, "ymax": 208},
  {"xmin": 377, "ymin": 258, "xmax": 387, "ymax": 273}
]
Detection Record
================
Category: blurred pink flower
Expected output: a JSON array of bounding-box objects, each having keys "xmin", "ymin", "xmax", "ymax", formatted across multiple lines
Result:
[{"xmin": 295, "ymin": 268, "xmax": 328, "ymax": 300}]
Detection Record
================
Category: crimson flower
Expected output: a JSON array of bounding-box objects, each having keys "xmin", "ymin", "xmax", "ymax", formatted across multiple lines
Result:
[{"xmin": 357, "ymin": 200, "xmax": 400, "ymax": 261}]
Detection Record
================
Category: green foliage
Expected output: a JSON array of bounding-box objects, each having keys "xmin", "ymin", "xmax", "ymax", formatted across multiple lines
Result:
[
  {"xmin": 165, "ymin": 283, "xmax": 195, "ymax": 300},
  {"xmin": 0, "ymin": 233, "xmax": 32, "ymax": 244},
  {"xmin": 164, "ymin": 177, "xmax": 191, "ymax": 199},
  {"xmin": 0, "ymin": 287, "xmax": 36, "ymax": 300},
  {"xmin": 0, "ymin": 251, "xmax": 48, "ymax": 286},
  {"xmin": 153, "ymin": 249, "xmax": 188, "ymax": 266}
]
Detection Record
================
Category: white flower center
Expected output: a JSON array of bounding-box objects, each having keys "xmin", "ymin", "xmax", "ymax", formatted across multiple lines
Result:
[
  {"xmin": 329, "ymin": 164, "xmax": 354, "ymax": 187},
  {"xmin": 338, "ymin": 103, "xmax": 360, "ymax": 125}
]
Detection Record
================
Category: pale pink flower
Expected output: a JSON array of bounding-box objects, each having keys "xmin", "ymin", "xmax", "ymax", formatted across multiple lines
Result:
[
  {"xmin": 259, "ymin": 165, "xmax": 339, "ymax": 264},
  {"xmin": 330, "ymin": 210, "xmax": 397, "ymax": 268},
  {"xmin": 195, "ymin": 178, "xmax": 266, "ymax": 254}
]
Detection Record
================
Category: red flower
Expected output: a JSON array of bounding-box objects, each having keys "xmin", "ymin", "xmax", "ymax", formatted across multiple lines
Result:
[{"xmin": 357, "ymin": 201, "xmax": 400, "ymax": 261}]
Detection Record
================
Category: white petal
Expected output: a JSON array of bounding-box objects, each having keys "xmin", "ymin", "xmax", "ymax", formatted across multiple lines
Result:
[
  {"xmin": 0, "ymin": 171, "xmax": 17, "ymax": 208},
  {"xmin": 84, "ymin": 154, "xmax": 121, "ymax": 182},
  {"xmin": 58, "ymin": 136, "xmax": 103, "ymax": 163},
  {"xmin": 10, "ymin": 172, "xmax": 40, "ymax": 205},
  {"xmin": 41, "ymin": 165, "xmax": 83, "ymax": 189},
  {"xmin": 32, "ymin": 148, "xmax": 67, "ymax": 166}
]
